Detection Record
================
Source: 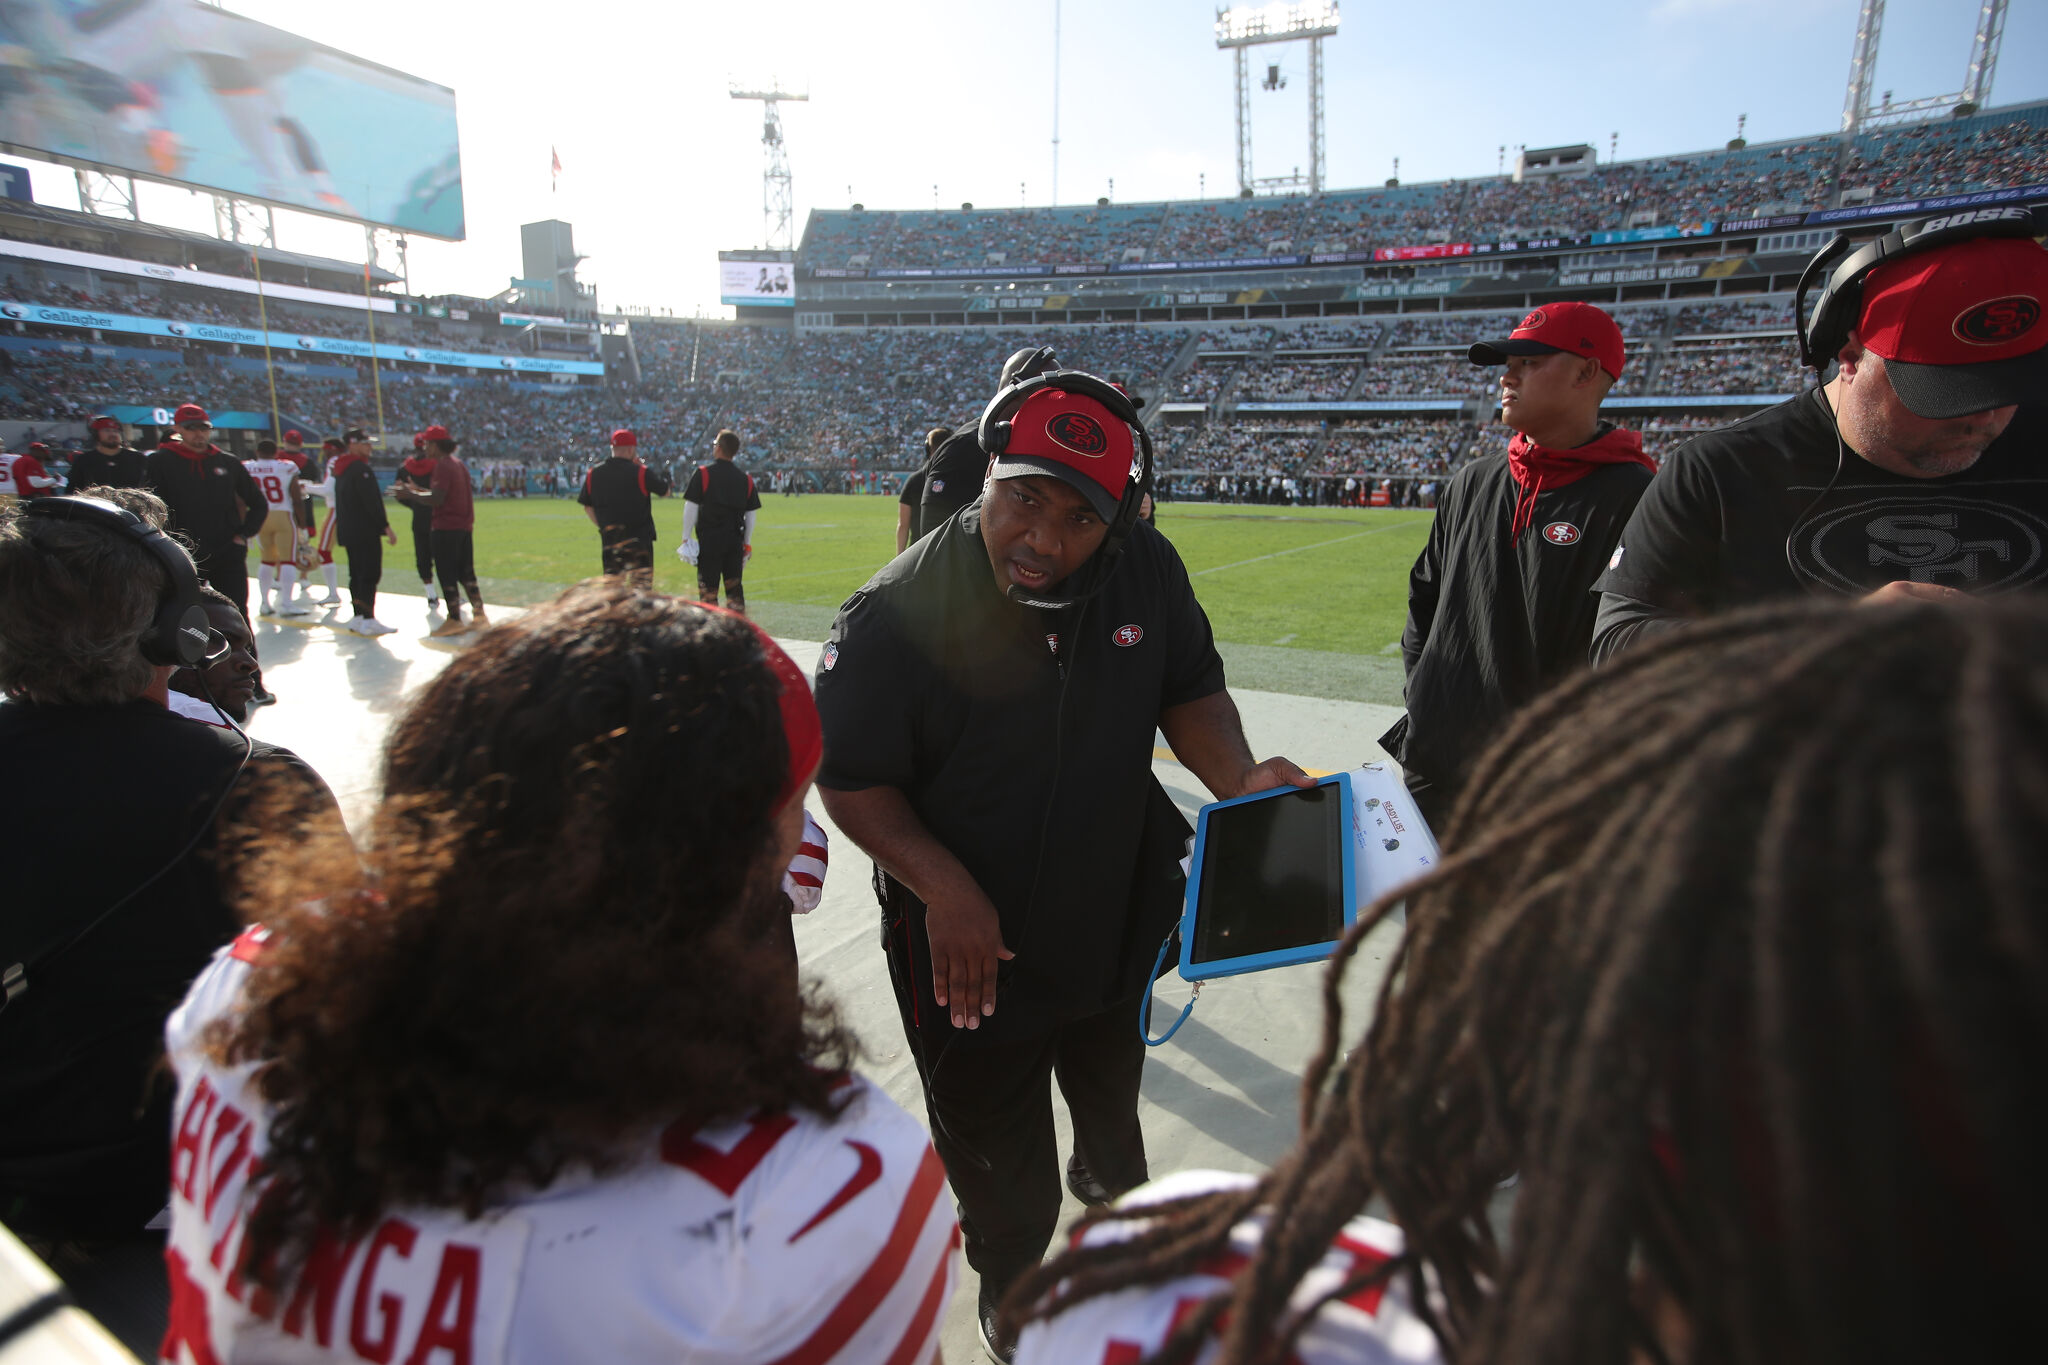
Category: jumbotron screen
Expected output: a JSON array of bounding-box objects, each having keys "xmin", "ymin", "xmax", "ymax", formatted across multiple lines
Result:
[
  {"xmin": 720, "ymin": 251, "xmax": 796, "ymax": 307},
  {"xmin": 0, "ymin": 0, "xmax": 464, "ymax": 239}
]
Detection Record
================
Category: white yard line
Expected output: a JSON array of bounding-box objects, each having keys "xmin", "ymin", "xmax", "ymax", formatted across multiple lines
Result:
[{"xmin": 1189, "ymin": 518, "xmax": 1426, "ymax": 577}]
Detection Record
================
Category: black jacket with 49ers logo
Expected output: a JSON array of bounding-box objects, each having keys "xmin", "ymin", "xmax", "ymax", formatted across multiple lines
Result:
[{"xmin": 1382, "ymin": 448, "xmax": 1652, "ymax": 800}]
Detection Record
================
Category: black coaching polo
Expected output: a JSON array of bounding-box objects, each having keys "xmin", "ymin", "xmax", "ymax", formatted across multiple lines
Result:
[
  {"xmin": 683, "ymin": 460, "xmax": 761, "ymax": 545},
  {"xmin": 914, "ymin": 425, "xmax": 989, "ymax": 542},
  {"xmin": 580, "ymin": 456, "xmax": 672, "ymax": 543},
  {"xmin": 814, "ymin": 504, "xmax": 1225, "ymax": 1035},
  {"xmin": 1592, "ymin": 392, "xmax": 2048, "ymax": 661}
]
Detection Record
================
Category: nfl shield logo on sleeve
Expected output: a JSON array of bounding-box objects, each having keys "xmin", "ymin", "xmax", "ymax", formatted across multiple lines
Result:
[
  {"xmin": 821, "ymin": 643, "xmax": 839, "ymax": 671},
  {"xmin": 931, "ymin": 479, "xmax": 945, "ymax": 493}
]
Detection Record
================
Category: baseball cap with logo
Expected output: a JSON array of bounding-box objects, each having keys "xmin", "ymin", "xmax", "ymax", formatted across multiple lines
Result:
[
  {"xmin": 1856, "ymin": 234, "xmax": 2048, "ymax": 419},
  {"xmin": 283, "ymin": 429, "xmax": 302, "ymax": 443},
  {"xmin": 343, "ymin": 428, "xmax": 371, "ymax": 443},
  {"xmin": 173, "ymin": 403, "xmax": 210, "ymax": 426},
  {"xmin": 88, "ymin": 414, "xmax": 121, "ymax": 433},
  {"xmin": 323, "ymin": 437, "xmax": 345, "ymax": 452},
  {"xmin": 419, "ymin": 424, "xmax": 452, "ymax": 443},
  {"xmin": 987, "ymin": 386, "xmax": 1136, "ymax": 522},
  {"xmin": 1469, "ymin": 301, "xmax": 1626, "ymax": 381},
  {"xmin": 611, "ymin": 428, "xmax": 637, "ymax": 446}
]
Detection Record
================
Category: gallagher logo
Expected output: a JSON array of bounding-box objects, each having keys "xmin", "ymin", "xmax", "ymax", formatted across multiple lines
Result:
[
  {"xmin": 1046, "ymin": 412, "xmax": 1108, "ymax": 457},
  {"xmin": 1112, "ymin": 623, "xmax": 1143, "ymax": 647},
  {"xmin": 1541, "ymin": 521, "xmax": 1581, "ymax": 546},
  {"xmin": 1953, "ymin": 296, "xmax": 2040, "ymax": 346}
]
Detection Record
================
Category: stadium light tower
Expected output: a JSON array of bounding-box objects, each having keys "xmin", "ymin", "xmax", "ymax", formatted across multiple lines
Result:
[
  {"xmin": 1214, "ymin": 1, "xmax": 1339, "ymax": 196},
  {"xmin": 730, "ymin": 85, "xmax": 808, "ymax": 251},
  {"xmin": 1840, "ymin": 0, "xmax": 2007, "ymax": 134}
]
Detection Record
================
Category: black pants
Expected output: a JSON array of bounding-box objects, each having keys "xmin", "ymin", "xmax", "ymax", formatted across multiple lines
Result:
[
  {"xmin": 340, "ymin": 536, "xmax": 381, "ymax": 620},
  {"xmin": 196, "ymin": 545, "xmax": 248, "ymax": 619},
  {"xmin": 431, "ymin": 529, "xmax": 478, "ymax": 608},
  {"xmin": 410, "ymin": 514, "xmax": 434, "ymax": 584},
  {"xmin": 600, "ymin": 531, "xmax": 652, "ymax": 577},
  {"xmin": 882, "ymin": 907, "xmax": 1149, "ymax": 1293},
  {"xmin": 697, "ymin": 538, "xmax": 745, "ymax": 610}
]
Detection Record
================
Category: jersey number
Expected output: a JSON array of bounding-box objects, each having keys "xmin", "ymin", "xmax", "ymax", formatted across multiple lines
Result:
[{"xmin": 261, "ymin": 476, "xmax": 285, "ymax": 504}]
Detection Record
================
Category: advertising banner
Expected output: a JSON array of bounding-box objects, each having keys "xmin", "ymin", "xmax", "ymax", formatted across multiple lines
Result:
[
  {"xmin": 0, "ymin": 0, "xmax": 463, "ymax": 237},
  {"xmin": 0, "ymin": 300, "xmax": 604, "ymax": 375},
  {"xmin": 1371, "ymin": 243, "xmax": 1474, "ymax": 262},
  {"xmin": 720, "ymin": 254, "xmax": 796, "ymax": 306},
  {"xmin": 0, "ymin": 238, "xmax": 397, "ymax": 312}
]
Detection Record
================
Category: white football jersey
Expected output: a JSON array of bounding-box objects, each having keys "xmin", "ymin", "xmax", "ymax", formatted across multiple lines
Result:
[
  {"xmin": 162, "ymin": 930, "xmax": 959, "ymax": 1365},
  {"xmin": 1015, "ymin": 1170, "xmax": 1442, "ymax": 1365},
  {"xmin": 244, "ymin": 459, "xmax": 300, "ymax": 513}
]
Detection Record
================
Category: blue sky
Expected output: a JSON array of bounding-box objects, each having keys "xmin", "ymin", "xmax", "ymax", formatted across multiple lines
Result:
[{"xmin": 14, "ymin": 0, "xmax": 2046, "ymax": 315}]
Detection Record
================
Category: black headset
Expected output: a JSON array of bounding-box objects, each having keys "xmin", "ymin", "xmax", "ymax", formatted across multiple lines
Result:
[
  {"xmin": 977, "ymin": 369, "xmax": 1157, "ymax": 609},
  {"xmin": 1795, "ymin": 204, "xmax": 2042, "ymax": 373},
  {"xmin": 25, "ymin": 495, "xmax": 213, "ymax": 667},
  {"xmin": 1783, "ymin": 205, "xmax": 2044, "ymax": 587}
]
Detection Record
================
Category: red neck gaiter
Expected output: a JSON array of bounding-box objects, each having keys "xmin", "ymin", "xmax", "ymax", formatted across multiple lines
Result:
[
  {"xmin": 1505, "ymin": 424, "xmax": 1656, "ymax": 545},
  {"xmin": 331, "ymin": 452, "xmax": 365, "ymax": 476},
  {"xmin": 402, "ymin": 456, "xmax": 435, "ymax": 479},
  {"xmin": 173, "ymin": 440, "xmax": 213, "ymax": 466}
]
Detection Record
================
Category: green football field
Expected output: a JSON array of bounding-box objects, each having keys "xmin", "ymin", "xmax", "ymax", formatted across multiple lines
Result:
[{"xmin": 427, "ymin": 495, "xmax": 1432, "ymax": 703}]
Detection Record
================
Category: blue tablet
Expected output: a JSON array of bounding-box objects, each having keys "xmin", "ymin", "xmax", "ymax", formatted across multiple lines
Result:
[{"xmin": 1179, "ymin": 774, "xmax": 1356, "ymax": 982}]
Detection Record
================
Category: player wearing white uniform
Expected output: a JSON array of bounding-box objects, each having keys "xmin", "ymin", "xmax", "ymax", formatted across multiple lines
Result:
[
  {"xmin": 161, "ymin": 933, "xmax": 958, "ymax": 1365},
  {"xmin": 1016, "ymin": 1172, "xmax": 1438, "ymax": 1365},
  {"xmin": 244, "ymin": 452, "xmax": 307, "ymax": 615},
  {"xmin": 0, "ymin": 449, "xmax": 58, "ymax": 504},
  {"xmin": 296, "ymin": 441, "xmax": 345, "ymax": 606}
]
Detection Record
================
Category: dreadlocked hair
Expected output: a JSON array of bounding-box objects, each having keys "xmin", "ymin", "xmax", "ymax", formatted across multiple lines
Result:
[
  {"xmin": 215, "ymin": 579, "xmax": 855, "ymax": 1289},
  {"xmin": 1008, "ymin": 597, "xmax": 2048, "ymax": 1365}
]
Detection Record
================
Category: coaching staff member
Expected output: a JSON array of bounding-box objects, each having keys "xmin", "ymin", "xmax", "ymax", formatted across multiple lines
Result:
[
  {"xmin": 897, "ymin": 425, "xmax": 954, "ymax": 554},
  {"xmin": 1593, "ymin": 212, "xmax": 2048, "ymax": 662},
  {"xmin": 581, "ymin": 427, "xmax": 672, "ymax": 576},
  {"xmin": 1382, "ymin": 302, "xmax": 1655, "ymax": 827},
  {"xmin": 681, "ymin": 429, "xmax": 760, "ymax": 614},
  {"xmin": 813, "ymin": 372, "xmax": 1309, "ymax": 1361},
  {"xmin": 0, "ymin": 489, "xmax": 337, "ymax": 1353},
  {"xmin": 911, "ymin": 345, "xmax": 1064, "ymax": 547},
  {"xmin": 331, "ymin": 427, "xmax": 398, "ymax": 636},
  {"xmin": 66, "ymin": 416, "xmax": 147, "ymax": 491},
  {"xmin": 143, "ymin": 404, "xmax": 265, "ymax": 616}
]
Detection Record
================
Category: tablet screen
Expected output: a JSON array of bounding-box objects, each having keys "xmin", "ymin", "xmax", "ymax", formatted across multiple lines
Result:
[{"xmin": 1191, "ymin": 784, "xmax": 1346, "ymax": 964}]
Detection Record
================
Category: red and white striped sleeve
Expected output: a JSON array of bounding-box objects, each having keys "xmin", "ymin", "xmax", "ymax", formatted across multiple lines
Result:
[{"xmin": 782, "ymin": 811, "xmax": 829, "ymax": 914}]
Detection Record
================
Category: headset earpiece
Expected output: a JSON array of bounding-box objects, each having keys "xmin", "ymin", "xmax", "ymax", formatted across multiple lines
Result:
[{"xmin": 24, "ymin": 496, "xmax": 210, "ymax": 667}]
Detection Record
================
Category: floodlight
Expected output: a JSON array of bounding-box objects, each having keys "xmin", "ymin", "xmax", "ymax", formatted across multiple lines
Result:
[{"xmin": 1214, "ymin": 2, "xmax": 1340, "ymax": 49}]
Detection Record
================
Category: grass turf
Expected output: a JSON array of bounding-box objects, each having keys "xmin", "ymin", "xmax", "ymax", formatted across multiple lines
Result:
[{"xmin": 400, "ymin": 494, "xmax": 1432, "ymax": 704}]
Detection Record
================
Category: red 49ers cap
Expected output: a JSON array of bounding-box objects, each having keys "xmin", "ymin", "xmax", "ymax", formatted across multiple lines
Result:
[
  {"xmin": 610, "ymin": 428, "xmax": 637, "ymax": 446},
  {"xmin": 172, "ymin": 403, "xmax": 209, "ymax": 426},
  {"xmin": 987, "ymin": 386, "xmax": 1136, "ymax": 522},
  {"xmin": 1857, "ymin": 234, "xmax": 2048, "ymax": 419},
  {"xmin": 419, "ymin": 424, "xmax": 452, "ymax": 443},
  {"xmin": 88, "ymin": 414, "xmax": 121, "ymax": 432},
  {"xmin": 1469, "ymin": 301, "xmax": 1626, "ymax": 380}
]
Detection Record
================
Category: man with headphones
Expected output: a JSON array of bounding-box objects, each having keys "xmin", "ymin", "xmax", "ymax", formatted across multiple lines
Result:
[
  {"xmin": 814, "ymin": 372, "xmax": 1310, "ymax": 1362},
  {"xmin": 1592, "ymin": 209, "xmax": 2048, "ymax": 662},
  {"xmin": 905, "ymin": 345, "xmax": 1065, "ymax": 548},
  {"xmin": 0, "ymin": 491, "xmax": 337, "ymax": 1353}
]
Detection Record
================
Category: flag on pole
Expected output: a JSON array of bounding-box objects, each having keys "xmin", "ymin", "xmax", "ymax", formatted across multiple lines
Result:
[{"xmin": 551, "ymin": 146, "xmax": 562, "ymax": 194}]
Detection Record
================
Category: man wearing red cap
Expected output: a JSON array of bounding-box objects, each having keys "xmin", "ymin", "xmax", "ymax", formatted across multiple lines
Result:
[
  {"xmin": 66, "ymin": 417, "xmax": 147, "ymax": 493},
  {"xmin": 144, "ymin": 404, "xmax": 267, "ymax": 621},
  {"xmin": 1382, "ymin": 301, "xmax": 1656, "ymax": 824},
  {"xmin": 579, "ymin": 428, "xmax": 672, "ymax": 577},
  {"xmin": 1594, "ymin": 219, "xmax": 2048, "ymax": 660},
  {"xmin": 814, "ymin": 374, "xmax": 1311, "ymax": 1361},
  {"xmin": 392, "ymin": 426, "xmax": 487, "ymax": 638}
]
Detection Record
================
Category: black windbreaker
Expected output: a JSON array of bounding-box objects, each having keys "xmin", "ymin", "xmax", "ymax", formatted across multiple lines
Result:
[{"xmin": 1381, "ymin": 451, "xmax": 1653, "ymax": 795}]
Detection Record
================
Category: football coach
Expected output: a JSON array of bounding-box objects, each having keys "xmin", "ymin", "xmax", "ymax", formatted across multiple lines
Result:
[{"xmin": 813, "ymin": 371, "xmax": 1310, "ymax": 1362}]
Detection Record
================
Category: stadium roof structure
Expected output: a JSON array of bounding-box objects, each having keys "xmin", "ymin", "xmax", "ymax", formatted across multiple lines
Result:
[{"xmin": 0, "ymin": 198, "xmax": 400, "ymax": 288}]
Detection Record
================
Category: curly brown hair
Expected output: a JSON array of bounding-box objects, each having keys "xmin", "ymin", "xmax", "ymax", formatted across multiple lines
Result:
[
  {"xmin": 1010, "ymin": 598, "xmax": 2048, "ymax": 1365},
  {"xmin": 218, "ymin": 579, "xmax": 854, "ymax": 1284}
]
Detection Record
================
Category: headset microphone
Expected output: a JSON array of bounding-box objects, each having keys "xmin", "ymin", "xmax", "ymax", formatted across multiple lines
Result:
[{"xmin": 976, "ymin": 368, "xmax": 1156, "ymax": 611}]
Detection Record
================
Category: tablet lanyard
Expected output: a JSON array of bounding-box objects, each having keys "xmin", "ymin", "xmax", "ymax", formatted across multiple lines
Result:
[{"xmin": 1140, "ymin": 925, "xmax": 1200, "ymax": 1047}]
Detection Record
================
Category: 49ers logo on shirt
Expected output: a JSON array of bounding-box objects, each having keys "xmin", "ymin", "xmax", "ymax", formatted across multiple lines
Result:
[
  {"xmin": 1047, "ymin": 412, "xmax": 1109, "ymax": 457},
  {"xmin": 1112, "ymin": 623, "xmax": 1144, "ymax": 647},
  {"xmin": 1541, "ymin": 521, "xmax": 1582, "ymax": 546},
  {"xmin": 1952, "ymin": 295, "xmax": 2040, "ymax": 345}
]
